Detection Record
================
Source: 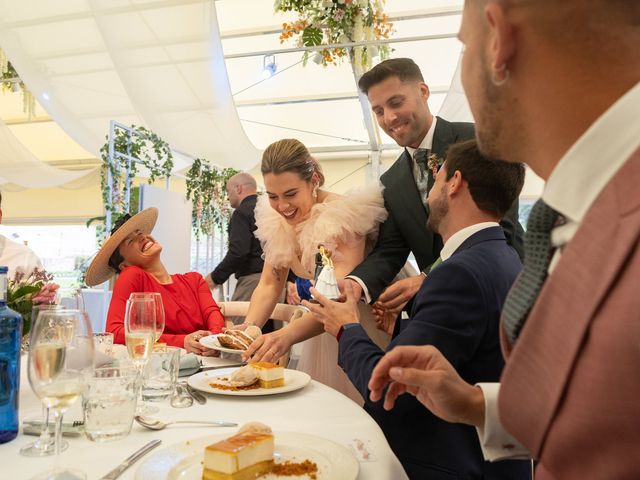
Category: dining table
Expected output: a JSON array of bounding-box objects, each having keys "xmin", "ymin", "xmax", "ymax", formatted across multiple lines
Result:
[{"xmin": 2, "ymin": 354, "xmax": 409, "ymax": 480}]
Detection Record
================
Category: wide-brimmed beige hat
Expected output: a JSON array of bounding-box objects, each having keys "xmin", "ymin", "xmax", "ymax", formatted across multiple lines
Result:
[{"xmin": 85, "ymin": 207, "xmax": 158, "ymax": 287}]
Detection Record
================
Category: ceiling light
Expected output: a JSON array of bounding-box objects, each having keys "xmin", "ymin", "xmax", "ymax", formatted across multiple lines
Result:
[{"xmin": 261, "ymin": 54, "xmax": 277, "ymax": 80}]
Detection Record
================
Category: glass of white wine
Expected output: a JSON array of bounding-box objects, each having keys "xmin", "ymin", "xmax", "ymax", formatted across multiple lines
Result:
[
  {"xmin": 28, "ymin": 309, "xmax": 94, "ymax": 480},
  {"xmin": 20, "ymin": 304, "xmax": 67, "ymax": 458},
  {"xmin": 124, "ymin": 297, "xmax": 156, "ymax": 414},
  {"xmin": 129, "ymin": 292, "xmax": 165, "ymax": 342}
]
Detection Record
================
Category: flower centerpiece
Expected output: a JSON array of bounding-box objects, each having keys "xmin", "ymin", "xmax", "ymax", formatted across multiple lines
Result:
[
  {"xmin": 7, "ymin": 268, "xmax": 59, "ymax": 337},
  {"xmin": 275, "ymin": 0, "xmax": 393, "ymax": 73}
]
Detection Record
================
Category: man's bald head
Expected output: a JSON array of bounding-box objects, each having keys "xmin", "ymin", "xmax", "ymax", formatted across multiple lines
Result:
[{"xmin": 226, "ymin": 172, "xmax": 257, "ymax": 208}]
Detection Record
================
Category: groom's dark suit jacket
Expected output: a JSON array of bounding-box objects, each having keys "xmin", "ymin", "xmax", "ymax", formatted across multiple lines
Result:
[
  {"xmin": 350, "ymin": 117, "xmax": 525, "ymax": 302},
  {"xmin": 339, "ymin": 227, "xmax": 531, "ymax": 479}
]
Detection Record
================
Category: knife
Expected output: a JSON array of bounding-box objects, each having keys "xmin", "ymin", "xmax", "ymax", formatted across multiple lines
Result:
[
  {"xmin": 198, "ymin": 363, "xmax": 245, "ymax": 372},
  {"xmin": 99, "ymin": 439, "xmax": 161, "ymax": 480}
]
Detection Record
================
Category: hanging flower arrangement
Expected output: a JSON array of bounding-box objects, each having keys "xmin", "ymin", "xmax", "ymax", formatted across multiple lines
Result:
[
  {"xmin": 185, "ymin": 158, "xmax": 238, "ymax": 239},
  {"xmin": 275, "ymin": 0, "xmax": 393, "ymax": 72}
]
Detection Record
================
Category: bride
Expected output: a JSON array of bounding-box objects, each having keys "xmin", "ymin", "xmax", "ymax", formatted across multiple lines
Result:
[{"xmin": 239, "ymin": 138, "xmax": 387, "ymax": 403}]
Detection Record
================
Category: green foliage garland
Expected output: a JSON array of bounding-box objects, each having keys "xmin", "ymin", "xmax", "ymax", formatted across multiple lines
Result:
[
  {"xmin": 99, "ymin": 125, "xmax": 173, "ymax": 219},
  {"xmin": 185, "ymin": 158, "xmax": 238, "ymax": 238}
]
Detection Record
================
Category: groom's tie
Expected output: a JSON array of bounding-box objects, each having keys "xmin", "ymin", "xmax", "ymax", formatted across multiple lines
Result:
[
  {"xmin": 414, "ymin": 148, "xmax": 430, "ymax": 180},
  {"xmin": 502, "ymin": 199, "xmax": 561, "ymax": 344},
  {"xmin": 413, "ymin": 148, "xmax": 431, "ymax": 210}
]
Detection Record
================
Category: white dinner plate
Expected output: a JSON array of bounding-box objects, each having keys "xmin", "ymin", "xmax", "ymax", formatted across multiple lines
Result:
[
  {"xmin": 199, "ymin": 334, "xmax": 247, "ymax": 354},
  {"xmin": 135, "ymin": 431, "xmax": 359, "ymax": 480},
  {"xmin": 187, "ymin": 367, "xmax": 311, "ymax": 396}
]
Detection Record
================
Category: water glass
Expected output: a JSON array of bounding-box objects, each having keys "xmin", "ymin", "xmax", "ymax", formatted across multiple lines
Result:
[
  {"xmin": 83, "ymin": 365, "xmax": 138, "ymax": 442},
  {"xmin": 92, "ymin": 332, "xmax": 114, "ymax": 356},
  {"xmin": 142, "ymin": 346, "xmax": 180, "ymax": 401}
]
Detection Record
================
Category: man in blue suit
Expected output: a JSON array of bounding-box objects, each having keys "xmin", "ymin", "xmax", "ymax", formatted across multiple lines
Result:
[{"xmin": 305, "ymin": 139, "xmax": 531, "ymax": 479}]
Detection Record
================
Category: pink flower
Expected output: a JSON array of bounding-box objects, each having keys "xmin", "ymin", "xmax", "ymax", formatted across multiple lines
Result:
[
  {"xmin": 32, "ymin": 282, "xmax": 60, "ymax": 305},
  {"xmin": 333, "ymin": 9, "xmax": 345, "ymax": 22}
]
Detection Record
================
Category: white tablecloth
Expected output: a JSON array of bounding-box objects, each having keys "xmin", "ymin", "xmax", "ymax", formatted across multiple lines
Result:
[{"xmin": 2, "ymin": 356, "xmax": 408, "ymax": 480}]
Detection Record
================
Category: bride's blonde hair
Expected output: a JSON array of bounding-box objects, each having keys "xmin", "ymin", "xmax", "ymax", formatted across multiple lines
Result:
[{"xmin": 261, "ymin": 139, "xmax": 325, "ymax": 186}]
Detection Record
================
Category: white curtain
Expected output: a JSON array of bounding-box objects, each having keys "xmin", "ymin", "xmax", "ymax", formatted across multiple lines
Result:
[
  {"xmin": 437, "ymin": 52, "xmax": 473, "ymax": 123},
  {"xmin": 0, "ymin": 118, "xmax": 97, "ymax": 188},
  {"xmin": 0, "ymin": 0, "xmax": 259, "ymax": 170}
]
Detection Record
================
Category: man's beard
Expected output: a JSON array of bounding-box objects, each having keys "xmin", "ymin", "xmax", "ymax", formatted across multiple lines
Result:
[{"xmin": 427, "ymin": 188, "xmax": 449, "ymax": 234}]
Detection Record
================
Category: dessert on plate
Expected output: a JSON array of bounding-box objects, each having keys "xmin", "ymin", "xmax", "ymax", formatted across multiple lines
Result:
[
  {"xmin": 208, "ymin": 362, "xmax": 284, "ymax": 391},
  {"xmin": 203, "ymin": 423, "xmax": 274, "ymax": 480},
  {"xmin": 250, "ymin": 362, "xmax": 285, "ymax": 388},
  {"xmin": 216, "ymin": 326, "xmax": 262, "ymax": 351}
]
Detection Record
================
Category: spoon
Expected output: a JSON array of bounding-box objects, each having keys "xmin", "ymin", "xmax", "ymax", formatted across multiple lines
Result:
[{"xmin": 134, "ymin": 416, "xmax": 237, "ymax": 430}]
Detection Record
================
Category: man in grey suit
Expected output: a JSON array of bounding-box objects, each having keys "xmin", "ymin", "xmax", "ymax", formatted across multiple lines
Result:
[{"xmin": 346, "ymin": 58, "xmax": 524, "ymax": 322}]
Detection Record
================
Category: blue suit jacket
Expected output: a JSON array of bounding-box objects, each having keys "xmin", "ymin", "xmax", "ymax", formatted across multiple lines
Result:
[{"xmin": 339, "ymin": 227, "xmax": 531, "ymax": 479}]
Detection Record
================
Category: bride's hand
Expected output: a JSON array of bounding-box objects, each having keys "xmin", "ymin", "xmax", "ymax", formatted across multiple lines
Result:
[{"xmin": 242, "ymin": 329, "xmax": 292, "ymax": 364}]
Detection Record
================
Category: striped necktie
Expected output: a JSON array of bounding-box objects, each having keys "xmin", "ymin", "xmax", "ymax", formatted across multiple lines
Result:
[{"xmin": 502, "ymin": 199, "xmax": 560, "ymax": 344}]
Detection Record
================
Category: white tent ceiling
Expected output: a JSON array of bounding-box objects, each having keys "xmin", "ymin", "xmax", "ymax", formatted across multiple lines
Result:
[{"xmin": 0, "ymin": 0, "xmax": 468, "ymax": 177}]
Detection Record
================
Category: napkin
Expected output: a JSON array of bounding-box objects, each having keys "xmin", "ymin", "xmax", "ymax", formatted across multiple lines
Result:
[{"xmin": 178, "ymin": 353, "xmax": 200, "ymax": 377}]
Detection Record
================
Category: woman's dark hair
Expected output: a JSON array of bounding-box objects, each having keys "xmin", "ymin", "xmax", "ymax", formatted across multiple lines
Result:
[
  {"xmin": 261, "ymin": 139, "xmax": 325, "ymax": 186},
  {"xmin": 107, "ymin": 213, "xmax": 131, "ymax": 273}
]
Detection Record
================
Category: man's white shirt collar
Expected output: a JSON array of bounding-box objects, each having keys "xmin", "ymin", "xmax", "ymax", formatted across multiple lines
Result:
[
  {"xmin": 544, "ymin": 81, "xmax": 640, "ymax": 224},
  {"xmin": 406, "ymin": 116, "xmax": 438, "ymax": 159},
  {"xmin": 440, "ymin": 222, "xmax": 500, "ymax": 261}
]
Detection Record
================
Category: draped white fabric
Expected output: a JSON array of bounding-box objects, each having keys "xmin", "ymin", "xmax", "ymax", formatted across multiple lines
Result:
[
  {"xmin": 438, "ymin": 53, "xmax": 474, "ymax": 124},
  {"xmin": 0, "ymin": 0, "xmax": 259, "ymax": 170},
  {"xmin": 0, "ymin": 117, "xmax": 97, "ymax": 188}
]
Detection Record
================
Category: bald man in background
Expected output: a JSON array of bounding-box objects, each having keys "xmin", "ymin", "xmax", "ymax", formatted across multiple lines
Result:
[{"xmin": 207, "ymin": 173, "xmax": 268, "ymax": 325}]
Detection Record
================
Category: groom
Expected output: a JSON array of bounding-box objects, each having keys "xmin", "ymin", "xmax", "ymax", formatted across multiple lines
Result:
[
  {"xmin": 306, "ymin": 140, "xmax": 530, "ymax": 479},
  {"xmin": 346, "ymin": 58, "xmax": 524, "ymax": 319}
]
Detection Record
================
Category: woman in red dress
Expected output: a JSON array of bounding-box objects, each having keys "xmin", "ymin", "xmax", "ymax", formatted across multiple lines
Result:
[{"xmin": 85, "ymin": 208, "xmax": 223, "ymax": 354}]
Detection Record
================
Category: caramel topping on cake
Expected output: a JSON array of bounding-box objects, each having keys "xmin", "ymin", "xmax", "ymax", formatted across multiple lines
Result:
[
  {"xmin": 251, "ymin": 361, "xmax": 279, "ymax": 369},
  {"xmin": 207, "ymin": 432, "xmax": 273, "ymax": 454}
]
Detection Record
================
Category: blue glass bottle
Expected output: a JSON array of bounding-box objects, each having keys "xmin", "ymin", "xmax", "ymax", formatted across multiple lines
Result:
[{"xmin": 0, "ymin": 266, "xmax": 22, "ymax": 443}]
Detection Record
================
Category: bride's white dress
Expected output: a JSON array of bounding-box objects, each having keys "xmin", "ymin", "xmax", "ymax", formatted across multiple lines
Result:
[{"xmin": 254, "ymin": 185, "xmax": 388, "ymax": 404}]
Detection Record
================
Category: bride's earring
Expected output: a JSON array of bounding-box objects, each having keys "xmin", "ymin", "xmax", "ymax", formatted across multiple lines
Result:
[{"xmin": 312, "ymin": 186, "xmax": 318, "ymax": 199}]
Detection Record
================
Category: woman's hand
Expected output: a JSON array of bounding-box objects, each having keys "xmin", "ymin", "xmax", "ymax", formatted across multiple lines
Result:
[
  {"xmin": 184, "ymin": 330, "xmax": 218, "ymax": 356},
  {"xmin": 286, "ymin": 281, "xmax": 301, "ymax": 305},
  {"xmin": 242, "ymin": 329, "xmax": 292, "ymax": 364}
]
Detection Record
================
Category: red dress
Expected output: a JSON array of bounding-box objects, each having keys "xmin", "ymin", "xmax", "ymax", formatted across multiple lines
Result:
[{"xmin": 106, "ymin": 266, "xmax": 225, "ymax": 348}]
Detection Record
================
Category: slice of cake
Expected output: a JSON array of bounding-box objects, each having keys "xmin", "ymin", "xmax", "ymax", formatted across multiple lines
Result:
[
  {"xmin": 250, "ymin": 362, "xmax": 284, "ymax": 389},
  {"xmin": 203, "ymin": 431, "xmax": 274, "ymax": 480}
]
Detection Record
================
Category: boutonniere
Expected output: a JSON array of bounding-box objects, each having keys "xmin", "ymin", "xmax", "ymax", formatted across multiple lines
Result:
[{"xmin": 427, "ymin": 154, "xmax": 444, "ymax": 177}]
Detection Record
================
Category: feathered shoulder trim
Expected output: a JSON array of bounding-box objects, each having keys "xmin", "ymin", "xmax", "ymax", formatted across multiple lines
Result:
[{"xmin": 254, "ymin": 184, "xmax": 387, "ymax": 272}]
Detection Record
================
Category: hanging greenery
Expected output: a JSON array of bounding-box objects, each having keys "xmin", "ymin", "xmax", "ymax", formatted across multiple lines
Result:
[
  {"xmin": 98, "ymin": 125, "xmax": 236, "ymax": 241},
  {"xmin": 1, "ymin": 49, "xmax": 37, "ymax": 119},
  {"xmin": 275, "ymin": 0, "xmax": 393, "ymax": 72},
  {"xmin": 98, "ymin": 125, "xmax": 173, "ymax": 218},
  {"xmin": 185, "ymin": 158, "xmax": 238, "ymax": 239}
]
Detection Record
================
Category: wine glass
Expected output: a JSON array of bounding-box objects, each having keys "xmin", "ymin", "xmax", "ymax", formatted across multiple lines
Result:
[
  {"xmin": 129, "ymin": 292, "xmax": 165, "ymax": 342},
  {"xmin": 20, "ymin": 305, "xmax": 66, "ymax": 457},
  {"xmin": 28, "ymin": 309, "xmax": 94, "ymax": 480},
  {"xmin": 124, "ymin": 297, "xmax": 156, "ymax": 414}
]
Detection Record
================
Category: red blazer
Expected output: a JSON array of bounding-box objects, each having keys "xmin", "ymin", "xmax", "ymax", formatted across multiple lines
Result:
[
  {"xmin": 499, "ymin": 149, "xmax": 640, "ymax": 479},
  {"xmin": 106, "ymin": 266, "xmax": 225, "ymax": 348}
]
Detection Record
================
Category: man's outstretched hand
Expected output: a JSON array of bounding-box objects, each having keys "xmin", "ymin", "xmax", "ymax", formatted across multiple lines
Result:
[{"xmin": 368, "ymin": 345, "xmax": 486, "ymax": 428}]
